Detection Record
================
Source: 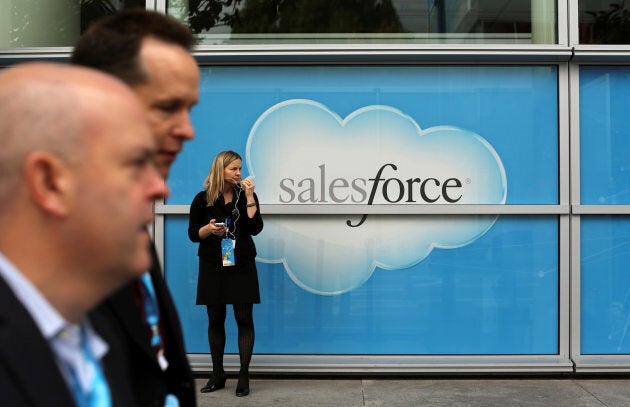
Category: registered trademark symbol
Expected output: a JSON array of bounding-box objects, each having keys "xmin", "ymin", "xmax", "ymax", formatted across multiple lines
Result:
[{"xmin": 466, "ymin": 178, "xmax": 471, "ymax": 184}]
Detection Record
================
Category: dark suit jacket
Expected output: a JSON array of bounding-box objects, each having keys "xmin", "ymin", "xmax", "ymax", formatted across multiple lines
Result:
[
  {"xmin": 92, "ymin": 244, "xmax": 196, "ymax": 407},
  {"xmin": 0, "ymin": 276, "xmax": 135, "ymax": 407}
]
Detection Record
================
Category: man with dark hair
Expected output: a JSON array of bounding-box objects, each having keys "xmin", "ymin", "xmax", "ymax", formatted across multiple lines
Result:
[
  {"xmin": 72, "ymin": 9, "xmax": 200, "ymax": 407},
  {"xmin": 72, "ymin": 8, "xmax": 199, "ymax": 178}
]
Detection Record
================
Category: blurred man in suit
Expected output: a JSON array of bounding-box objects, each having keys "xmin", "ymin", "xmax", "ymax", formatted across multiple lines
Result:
[
  {"xmin": 0, "ymin": 62, "xmax": 168, "ymax": 406},
  {"xmin": 72, "ymin": 9, "xmax": 200, "ymax": 407}
]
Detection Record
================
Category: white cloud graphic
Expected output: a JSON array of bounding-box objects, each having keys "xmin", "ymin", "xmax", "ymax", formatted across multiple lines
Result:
[{"xmin": 246, "ymin": 99, "xmax": 506, "ymax": 295}]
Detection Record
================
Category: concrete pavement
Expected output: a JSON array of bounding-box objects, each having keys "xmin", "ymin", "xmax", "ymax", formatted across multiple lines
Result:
[{"xmin": 195, "ymin": 375, "xmax": 630, "ymax": 406}]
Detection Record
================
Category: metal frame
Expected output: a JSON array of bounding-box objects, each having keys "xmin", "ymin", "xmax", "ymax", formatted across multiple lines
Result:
[
  {"xmin": 568, "ymin": 60, "xmax": 630, "ymax": 375},
  {"xmin": 567, "ymin": 0, "xmax": 630, "ymax": 372},
  {"xmin": 148, "ymin": 0, "xmax": 579, "ymax": 374},
  {"xmin": 153, "ymin": 56, "xmax": 574, "ymax": 373},
  {"xmin": 155, "ymin": 204, "xmax": 570, "ymax": 215},
  {"xmin": 188, "ymin": 354, "xmax": 574, "ymax": 375}
]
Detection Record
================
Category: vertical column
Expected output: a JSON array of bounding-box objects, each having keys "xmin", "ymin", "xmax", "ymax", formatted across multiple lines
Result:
[
  {"xmin": 531, "ymin": 0, "xmax": 556, "ymax": 44},
  {"xmin": 0, "ymin": 0, "xmax": 80, "ymax": 47}
]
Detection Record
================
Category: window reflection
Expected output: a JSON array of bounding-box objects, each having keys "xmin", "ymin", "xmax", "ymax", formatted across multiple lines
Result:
[
  {"xmin": 169, "ymin": 0, "xmax": 556, "ymax": 45},
  {"xmin": 80, "ymin": 0, "xmax": 145, "ymax": 32},
  {"xmin": 0, "ymin": 0, "xmax": 144, "ymax": 47},
  {"xmin": 579, "ymin": 0, "xmax": 630, "ymax": 44},
  {"xmin": 0, "ymin": 1, "xmax": 558, "ymax": 48}
]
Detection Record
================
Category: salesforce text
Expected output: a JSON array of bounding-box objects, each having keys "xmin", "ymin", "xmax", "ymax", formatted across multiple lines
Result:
[{"xmin": 279, "ymin": 163, "xmax": 464, "ymax": 227}]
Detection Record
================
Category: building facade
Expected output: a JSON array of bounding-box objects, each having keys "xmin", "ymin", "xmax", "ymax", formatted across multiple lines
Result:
[{"xmin": 2, "ymin": 0, "xmax": 630, "ymax": 374}]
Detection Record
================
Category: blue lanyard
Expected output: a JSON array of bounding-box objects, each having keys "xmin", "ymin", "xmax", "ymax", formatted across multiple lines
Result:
[
  {"xmin": 225, "ymin": 216, "xmax": 234, "ymax": 239},
  {"xmin": 140, "ymin": 272, "xmax": 162, "ymax": 349}
]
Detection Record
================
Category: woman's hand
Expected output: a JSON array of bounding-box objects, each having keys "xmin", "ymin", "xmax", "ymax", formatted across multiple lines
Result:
[
  {"xmin": 200, "ymin": 219, "xmax": 227, "ymax": 239},
  {"xmin": 241, "ymin": 177, "xmax": 255, "ymax": 198},
  {"xmin": 242, "ymin": 178, "xmax": 258, "ymax": 217},
  {"xmin": 209, "ymin": 219, "xmax": 227, "ymax": 236}
]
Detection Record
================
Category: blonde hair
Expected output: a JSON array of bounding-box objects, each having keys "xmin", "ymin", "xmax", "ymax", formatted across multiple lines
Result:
[{"xmin": 203, "ymin": 150, "xmax": 242, "ymax": 206}]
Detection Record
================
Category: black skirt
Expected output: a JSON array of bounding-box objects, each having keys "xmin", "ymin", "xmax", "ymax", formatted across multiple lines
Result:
[{"xmin": 196, "ymin": 258, "xmax": 260, "ymax": 305}]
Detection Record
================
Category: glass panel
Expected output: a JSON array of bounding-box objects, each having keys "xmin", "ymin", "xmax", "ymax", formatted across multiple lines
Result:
[
  {"xmin": 580, "ymin": 66, "xmax": 630, "ymax": 205},
  {"xmin": 578, "ymin": 0, "xmax": 630, "ymax": 44},
  {"xmin": 79, "ymin": 0, "xmax": 146, "ymax": 32},
  {"xmin": 0, "ymin": 0, "xmax": 144, "ymax": 47},
  {"xmin": 167, "ymin": 65, "xmax": 559, "ymax": 205},
  {"xmin": 581, "ymin": 216, "xmax": 630, "ymax": 354},
  {"xmin": 167, "ymin": 0, "xmax": 557, "ymax": 45},
  {"xmin": 166, "ymin": 214, "xmax": 559, "ymax": 354}
]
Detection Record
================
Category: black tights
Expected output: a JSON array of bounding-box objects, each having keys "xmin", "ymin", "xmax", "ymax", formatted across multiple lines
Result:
[{"xmin": 206, "ymin": 303, "xmax": 255, "ymax": 375}]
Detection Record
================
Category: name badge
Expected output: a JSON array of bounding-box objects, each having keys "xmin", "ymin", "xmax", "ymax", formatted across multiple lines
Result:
[{"xmin": 221, "ymin": 238, "xmax": 235, "ymax": 267}]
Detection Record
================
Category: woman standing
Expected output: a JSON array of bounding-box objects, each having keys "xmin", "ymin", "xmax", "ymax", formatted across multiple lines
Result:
[{"xmin": 188, "ymin": 150, "xmax": 263, "ymax": 397}]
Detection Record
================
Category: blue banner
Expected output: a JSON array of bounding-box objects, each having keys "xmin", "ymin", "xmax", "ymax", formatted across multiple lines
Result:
[{"xmin": 165, "ymin": 65, "xmax": 560, "ymax": 355}]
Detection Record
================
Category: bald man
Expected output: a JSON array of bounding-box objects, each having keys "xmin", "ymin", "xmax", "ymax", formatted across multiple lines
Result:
[{"xmin": 0, "ymin": 63, "xmax": 168, "ymax": 407}]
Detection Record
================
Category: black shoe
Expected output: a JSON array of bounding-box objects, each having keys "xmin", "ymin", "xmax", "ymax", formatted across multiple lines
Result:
[
  {"xmin": 235, "ymin": 371, "xmax": 249, "ymax": 397},
  {"xmin": 200, "ymin": 372, "xmax": 227, "ymax": 393}
]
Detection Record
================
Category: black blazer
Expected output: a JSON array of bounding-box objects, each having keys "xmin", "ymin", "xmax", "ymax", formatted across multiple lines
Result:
[
  {"xmin": 188, "ymin": 189, "xmax": 263, "ymax": 264},
  {"xmin": 92, "ymin": 243, "xmax": 196, "ymax": 407},
  {"xmin": 0, "ymin": 276, "xmax": 135, "ymax": 407}
]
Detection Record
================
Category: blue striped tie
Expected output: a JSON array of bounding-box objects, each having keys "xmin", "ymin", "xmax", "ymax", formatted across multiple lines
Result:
[{"xmin": 64, "ymin": 324, "xmax": 112, "ymax": 407}]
